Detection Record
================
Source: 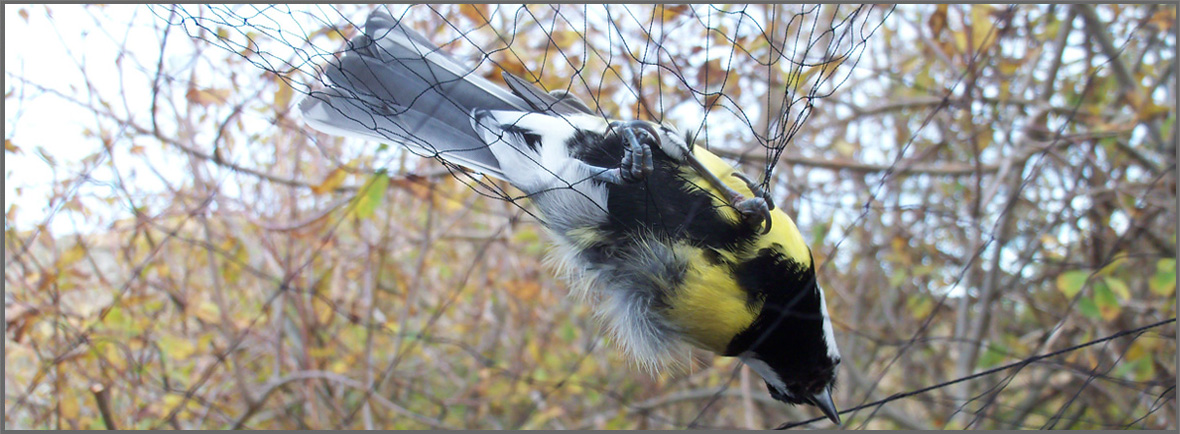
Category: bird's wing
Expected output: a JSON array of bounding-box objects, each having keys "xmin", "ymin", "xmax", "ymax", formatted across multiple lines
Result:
[
  {"xmin": 300, "ymin": 10, "xmax": 531, "ymax": 178},
  {"xmin": 501, "ymin": 72, "xmax": 596, "ymax": 116}
]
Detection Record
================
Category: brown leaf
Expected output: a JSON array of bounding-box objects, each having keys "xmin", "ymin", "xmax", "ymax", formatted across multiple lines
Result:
[
  {"xmin": 186, "ymin": 87, "xmax": 231, "ymax": 107},
  {"xmin": 928, "ymin": 4, "xmax": 948, "ymax": 36},
  {"xmin": 659, "ymin": 4, "xmax": 691, "ymax": 22},
  {"xmin": 459, "ymin": 4, "xmax": 490, "ymax": 24},
  {"xmin": 5, "ymin": 139, "xmax": 20, "ymax": 154}
]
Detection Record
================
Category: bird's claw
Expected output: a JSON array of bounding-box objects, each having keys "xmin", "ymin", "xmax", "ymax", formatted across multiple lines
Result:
[
  {"xmin": 594, "ymin": 121, "xmax": 656, "ymax": 184},
  {"xmin": 731, "ymin": 172, "xmax": 776, "ymax": 211},
  {"xmin": 728, "ymin": 172, "xmax": 774, "ymax": 234},
  {"xmin": 734, "ymin": 196, "xmax": 773, "ymax": 235}
]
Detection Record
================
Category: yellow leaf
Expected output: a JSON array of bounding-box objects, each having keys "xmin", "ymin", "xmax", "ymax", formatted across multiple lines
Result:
[
  {"xmin": 102, "ymin": 342, "xmax": 127, "ymax": 371},
  {"xmin": 998, "ymin": 58, "xmax": 1021, "ymax": 75},
  {"xmin": 1137, "ymin": 102, "xmax": 1171, "ymax": 122},
  {"xmin": 195, "ymin": 301, "xmax": 221, "ymax": 324},
  {"xmin": 970, "ymin": 5, "xmax": 998, "ymax": 53},
  {"xmin": 951, "ymin": 29, "xmax": 968, "ymax": 54},
  {"xmin": 311, "ymin": 167, "xmax": 348, "ymax": 195},
  {"xmin": 60, "ymin": 395, "xmax": 81, "ymax": 420},
  {"xmin": 159, "ymin": 334, "xmax": 196, "ymax": 360},
  {"xmin": 4, "ymin": 139, "xmax": 20, "ymax": 153},
  {"xmin": 58, "ymin": 243, "xmax": 87, "ymax": 268},
  {"xmin": 163, "ymin": 394, "xmax": 183, "ymax": 411},
  {"xmin": 274, "ymin": 80, "xmax": 294, "ymax": 110}
]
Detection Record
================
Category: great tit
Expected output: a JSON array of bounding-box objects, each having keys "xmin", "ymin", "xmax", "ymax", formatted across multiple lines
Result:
[{"xmin": 300, "ymin": 10, "xmax": 842, "ymax": 425}]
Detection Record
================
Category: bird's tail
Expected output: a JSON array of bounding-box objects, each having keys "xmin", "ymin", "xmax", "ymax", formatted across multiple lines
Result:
[{"xmin": 299, "ymin": 10, "xmax": 528, "ymax": 179}]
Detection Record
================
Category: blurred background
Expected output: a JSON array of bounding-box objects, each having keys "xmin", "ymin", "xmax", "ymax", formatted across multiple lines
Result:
[{"xmin": 4, "ymin": 4, "xmax": 1176, "ymax": 429}]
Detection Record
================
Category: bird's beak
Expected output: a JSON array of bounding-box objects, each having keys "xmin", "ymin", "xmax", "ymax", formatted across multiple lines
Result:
[{"xmin": 806, "ymin": 389, "xmax": 841, "ymax": 425}]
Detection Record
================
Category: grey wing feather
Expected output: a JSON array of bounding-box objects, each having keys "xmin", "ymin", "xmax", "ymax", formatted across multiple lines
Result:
[
  {"xmin": 300, "ymin": 10, "xmax": 531, "ymax": 178},
  {"xmin": 501, "ymin": 72, "xmax": 596, "ymax": 116}
]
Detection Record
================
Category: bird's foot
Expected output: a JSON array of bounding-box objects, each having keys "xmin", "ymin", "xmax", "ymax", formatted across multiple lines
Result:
[
  {"xmin": 588, "ymin": 120, "xmax": 657, "ymax": 184},
  {"xmin": 728, "ymin": 173, "xmax": 774, "ymax": 235}
]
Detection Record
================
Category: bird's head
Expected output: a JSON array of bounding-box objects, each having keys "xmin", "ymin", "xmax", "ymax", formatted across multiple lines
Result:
[{"xmin": 732, "ymin": 278, "xmax": 842, "ymax": 425}]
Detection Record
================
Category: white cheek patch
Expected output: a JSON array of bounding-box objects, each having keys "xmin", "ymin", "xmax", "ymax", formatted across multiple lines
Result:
[
  {"xmin": 741, "ymin": 354, "xmax": 786, "ymax": 392},
  {"xmin": 818, "ymin": 287, "xmax": 840, "ymax": 360}
]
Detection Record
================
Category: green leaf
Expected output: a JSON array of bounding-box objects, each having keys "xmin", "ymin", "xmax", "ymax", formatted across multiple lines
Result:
[
  {"xmin": 810, "ymin": 220, "xmax": 829, "ymax": 246},
  {"xmin": 1077, "ymin": 297, "xmax": 1101, "ymax": 320},
  {"xmin": 1093, "ymin": 281, "xmax": 1120, "ymax": 321},
  {"xmin": 353, "ymin": 170, "xmax": 390, "ymax": 219},
  {"xmin": 1103, "ymin": 277, "xmax": 1131, "ymax": 300},
  {"xmin": 158, "ymin": 334, "xmax": 196, "ymax": 360},
  {"xmin": 906, "ymin": 294, "xmax": 934, "ymax": 319},
  {"xmin": 977, "ymin": 346, "xmax": 1005, "ymax": 368},
  {"xmin": 889, "ymin": 269, "xmax": 907, "ymax": 288},
  {"xmin": 1056, "ymin": 270, "xmax": 1089, "ymax": 297},
  {"xmin": 1150, "ymin": 259, "xmax": 1176, "ymax": 296}
]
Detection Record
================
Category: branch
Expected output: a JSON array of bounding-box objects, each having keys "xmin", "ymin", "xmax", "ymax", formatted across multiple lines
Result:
[
  {"xmin": 89, "ymin": 384, "xmax": 117, "ymax": 430},
  {"xmin": 1075, "ymin": 5, "xmax": 1137, "ymax": 95},
  {"xmin": 230, "ymin": 370, "xmax": 455, "ymax": 429}
]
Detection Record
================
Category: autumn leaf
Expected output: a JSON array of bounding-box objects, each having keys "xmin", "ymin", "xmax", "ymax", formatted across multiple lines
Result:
[
  {"xmin": 186, "ymin": 87, "xmax": 231, "ymax": 106},
  {"xmin": 311, "ymin": 167, "xmax": 349, "ymax": 195},
  {"xmin": 274, "ymin": 80, "xmax": 294, "ymax": 110},
  {"xmin": 353, "ymin": 170, "xmax": 390, "ymax": 219},
  {"xmin": 1056, "ymin": 270, "xmax": 1089, "ymax": 298},
  {"xmin": 459, "ymin": 4, "xmax": 490, "ymax": 24},
  {"xmin": 928, "ymin": 4, "xmax": 948, "ymax": 36}
]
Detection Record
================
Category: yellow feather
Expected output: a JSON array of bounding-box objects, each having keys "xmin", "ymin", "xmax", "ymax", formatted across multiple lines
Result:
[
  {"xmin": 681, "ymin": 147, "xmax": 812, "ymax": 267},
  {"xmin": 664, "ymin": 147, "xmax": 815, "ymax": 354},
  {"xmin": 666, "ymin": 244, "xmax": 761, "ymax": 353}
]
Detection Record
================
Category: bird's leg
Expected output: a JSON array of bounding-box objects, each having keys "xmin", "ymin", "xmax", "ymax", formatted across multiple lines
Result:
[
  {"xmin": 731, "ymin": 171, "xmax": 776, "ymax": 211},
  {"xmin": 682, "ymin": 155, "xmax": 774, "ymax": 235},
  {"xmin": 583, "ymin": 121, "xmax": 655, "ymax": 185}
]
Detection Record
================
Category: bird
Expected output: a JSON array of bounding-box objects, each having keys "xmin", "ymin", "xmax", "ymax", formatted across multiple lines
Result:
[{"xmin": 300, "ymin": 10, "xmax": 842, "ymax": 425}]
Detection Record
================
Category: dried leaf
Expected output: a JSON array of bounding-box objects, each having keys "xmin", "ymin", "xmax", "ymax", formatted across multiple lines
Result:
[
  {"xmin": 459, "ymin": 4, "xmax": 490, "ymax": 24},
  {"xmin": 311, "ymin": 167, "xmax": 348, "ymax": 195},
  {"xmin": 186, "ymin": 87, "xmax": 231, "ymax": 106},
  {"xmin": 928, "ymin": 4, "xmax": 948, "ymax": 36},
  {"xmin": 274, "ymin": 80, "xmax": 294, "ymax": 110}
]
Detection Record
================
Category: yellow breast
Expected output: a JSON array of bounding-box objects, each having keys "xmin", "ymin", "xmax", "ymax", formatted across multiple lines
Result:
[{"xmin": 666, "ymin": 246, "xmax": 761, "ymax": 353}]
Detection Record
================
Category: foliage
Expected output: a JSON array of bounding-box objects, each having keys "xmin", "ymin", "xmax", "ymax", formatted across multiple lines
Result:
[{"xmin": 5, "ymin": 4, "xmax": 1176, "ymax": 429}]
